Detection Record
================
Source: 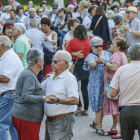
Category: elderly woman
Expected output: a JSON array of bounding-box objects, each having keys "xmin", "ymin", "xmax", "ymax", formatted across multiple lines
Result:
[
  {"xmin": 66, "ymin": 24, "xmax": 91, "ymax": 115},
  {"xmin": 83, "ymin": 36, "xmax": 111, "ymax": 136},
  {"xmin": 96, "ymin": 37, "xmax": 128, "ymax": 139},
  {"xmin": 83, "ymin": 5, "xmax": 97, "ymax": 36},
  {"xmin": 37, "ymin": 7, "xmax": 47, "ymax": 19},
  {"xmin": 1, "ymin": 5, "xmax": 11, "ymax": 22},
  {"xmin": 90, "ymin": 6, "xmax": 110, "ymax": 50},
  {"xmin": 16, "ymin": 6, "xmax": 27, "ymax": 22},
  {"xmin": 119, "ymin": 11, "xmax": 128, "ymax": 31},
  {"xmin": 3, "ymin": 22, "xmax": 14, "ymax": 47},
  {"xmin": 112, "ymin": 14, "xmax": 125, "ymax": 40},
  {"xmin": 77, "ymin": 1, "xmax": 89, "ymax": 23},
  {"xmin": 69, "ymin": 0, "xmax": 79, "ymax": 12},
  {"xmin": 12, "ymin": 49, "xmax": 48, "ymax": 140}
]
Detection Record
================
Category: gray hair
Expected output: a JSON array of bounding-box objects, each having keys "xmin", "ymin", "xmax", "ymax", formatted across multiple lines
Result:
[
  {"xmin": 0, "ymin": 36, "xmax": 11, "ymax": 49},
  {"xmin": 128, "ymin": 43, "xmax": 140, "ymax": 60},
  {"xmin": 55, "ymin": 50, "xmax": 72, "ymax": 68},
  {"xmin": 28, "ymin": 1, "xmax": 33, "ymax": 4},
  {"xmin": 112, "ymin": 14, "xmax": 122, "ymax": 25},
  {"xmin": 108, "ymin": 10, "xmax": 114, "ymax": 16},
  {"xmin": 68, "ymin": 4, "xmax": 74, "ymax": 10},
  {"xmin": 15, "ymin": 23, "xmax": 26, "ymax": 34},
  {"xmin": 90, "ymin": 36, "xmax": 103, "ymax": 48},
  {"xmin": 30, "ymin": 17, "xmax": 39, "ymax": 26},
  {"xmin": 119, "ymin": 11, "xmax": 126, "ymax": 16},
  {"xmin": 26, "ymin": 48, "xmax": 44, "ymax": 66},
  {"xmin": 29, "ymin": 8, "xmax": 36, "ymax": 13},
  {"xmin": 112, "ymin": 1, "xmax": 120, "ymax": 7},
  {"xmin": 5, "ymin": 5, "xmax": 12, "ymax": 10}
]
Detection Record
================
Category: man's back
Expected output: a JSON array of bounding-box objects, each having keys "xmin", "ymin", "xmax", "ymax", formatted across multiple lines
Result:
[{"xmin": 110, "ymin": 61, "xmax": 140, "ymax": 106}]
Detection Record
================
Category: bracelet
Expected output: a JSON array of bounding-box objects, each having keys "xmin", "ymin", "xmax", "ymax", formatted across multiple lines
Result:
[{"xmin": 103, "ymin": 61, "xmax": 106, "ymax": 66}]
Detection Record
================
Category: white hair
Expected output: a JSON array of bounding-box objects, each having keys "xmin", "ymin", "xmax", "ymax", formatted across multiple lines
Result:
[
  {"xmin": 55, "ymin": 50, "xmax": 72, "ymax": 67},
  {"xmin": 90, "ymin": 36, "xmax": 103, "ymax": 48},
  {"xmin": 29, "ymin": 8, "xmax": 36, "ymax": 13},
  {"xmin": 30, "ymin": 17, "xmax": 39, "ymax": 26},
  {"xmin": 0, "ymin": 36, "xmax": 11, "ymax": 49},
  {"xmin": 5, "ymin": 5, "xmax": 12, "ymax": 10},
  {"xmin": 119, "ymin": 11, "xmax": 126, "ymax": 16},
  {"xmin": 68, "ymin": 4, "xmax": 74, "ymax": 10},
  {"xmin": 15, "ymin": 23, "xmax": 26, "ymax": 34},
  {"xmin": 112, "ymin": 1, "xmax": 120, "ymax": 7},
  {"xmin": 108, "ymin": 10, "xmax": 114, "ymax": 16}
]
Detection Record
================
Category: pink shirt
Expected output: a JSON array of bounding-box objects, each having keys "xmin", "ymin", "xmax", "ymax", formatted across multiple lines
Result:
[{"xmin": 110, "ymin": 61, "xmax": 140, "ymax": 106}]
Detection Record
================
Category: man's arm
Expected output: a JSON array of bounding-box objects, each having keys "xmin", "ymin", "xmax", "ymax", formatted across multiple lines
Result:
[
  {"xmin": 16, "ymin": 53, "xmax": 23, "ymax": 59},
  {"xmin": 0, "ymin": 75, "xmax": 10, "ymax": 83},
  {"xmin": 110, "ymin": 88, "xmax": 119, "ymax": 98}
]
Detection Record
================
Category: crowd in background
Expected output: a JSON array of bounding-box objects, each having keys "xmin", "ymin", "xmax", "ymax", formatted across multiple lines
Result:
[{"xmin": 1, "ymin": 0, "xmax": 140, "ymax": 140}]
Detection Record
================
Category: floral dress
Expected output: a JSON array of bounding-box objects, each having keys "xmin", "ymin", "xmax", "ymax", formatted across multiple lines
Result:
[
  {"xmin": 103, "ymin": 52, "xmax": 128, "ymax": 115},
  {"xmin": 83, "ymin": 51, "xmax": 111, "ymax": 112},
  {"xmin": 112, "ymin": 27, "xmax": 122, "ymax": 40}
]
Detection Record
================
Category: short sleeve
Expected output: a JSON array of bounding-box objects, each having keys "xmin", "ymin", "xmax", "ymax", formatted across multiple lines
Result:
[
  {"xmin": 110, "ymin": 67, "xmax": 121, "ymax": 90},
  {"xmin": 66, "ymin": 40, "xmax": 73, "ymax": 53},
  {"xmin": 14, "ymin": 40, "xmax": 25, "ymax": 53},
  {"xmin": 2, "ymin": 60, "xmax": 17, "ymax": 79},
  {"xmin": 110, "ymin": 53, "xmax": 122, "ymax": 67},
  {"xmin": 66, "ymin": 75, "xmax": 79, "ymax": 98}
]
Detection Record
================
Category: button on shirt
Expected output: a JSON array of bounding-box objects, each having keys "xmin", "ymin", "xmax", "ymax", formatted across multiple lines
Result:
[
  {"xmin": 13, "ymin": 34, "xmax": 31, "ymax": 69},
  {"xmin": 25, "ymin": 28, "xmax": 55, "ymax": 52},
  {"xmin": 0, "ymin": 49, "xmax": 23, "ymax": 95},
  {"xmin": 110, "ymin": 61, "xmax": 140, "ymax": 106},
  {"xmin": 125, "ymin": 18, "xmax": 140, "ymax": 46},
  {"xmin": 41, "ymin": 69, "xmax": 79, "ymax": 116}
]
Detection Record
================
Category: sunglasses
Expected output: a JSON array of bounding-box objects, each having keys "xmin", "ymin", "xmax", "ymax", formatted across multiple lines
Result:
[
  {"xmin": 52, "ymin": 60, "xmax": 66, "ymax": 64},
  {"xmin": 38, "ymin": 11, "xmax": 43, "ymax": 12},
  {"xmin": 94, "ymin": 45, "xmax": 103, "ymax": 48}
]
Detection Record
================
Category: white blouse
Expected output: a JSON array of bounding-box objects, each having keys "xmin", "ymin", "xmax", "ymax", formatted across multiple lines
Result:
[
  {"xmin": 17, "ymin": 15, "xmax": 26, "ymax": 22},
  {"xmin": 1, "ymin": 12, "xmax": 10, "ymax": 21}
]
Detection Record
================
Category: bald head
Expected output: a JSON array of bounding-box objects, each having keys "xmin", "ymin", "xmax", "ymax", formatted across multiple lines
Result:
[{"xmin": 0, "ymin": 36, "xmax": 11, "ymax": 49}]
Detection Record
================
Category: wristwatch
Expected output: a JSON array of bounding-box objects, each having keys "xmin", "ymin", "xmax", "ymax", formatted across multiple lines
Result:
[
  {"xmin": 103, "ymin": 61, "xmax": 106, "ymax": 66},
  {"xmin": 56, "ymin": 98, "xmax": 59, "ymax": 105}
]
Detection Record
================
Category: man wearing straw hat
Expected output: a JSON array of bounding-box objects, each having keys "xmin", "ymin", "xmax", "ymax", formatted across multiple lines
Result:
[{"xmin": 123, "ymin": 6, "xmax": 140, "ymax": 62}]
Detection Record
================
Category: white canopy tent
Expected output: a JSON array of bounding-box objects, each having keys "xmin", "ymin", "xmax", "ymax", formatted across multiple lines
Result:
[{"xmin": 58, "ymin": 0, "xmax": 64, "ymax": 8}]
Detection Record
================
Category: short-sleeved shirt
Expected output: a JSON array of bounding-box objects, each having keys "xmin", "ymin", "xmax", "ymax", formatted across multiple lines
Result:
[
  {"xmin": 6, "ymin": 17, "xmax": 22, "ymax": 23},
  {"xmin": 41, "ymin": 69, "xmax": 79, "ymax": 116},
  {"xmin": 66, "ymin": 38, "xmax": 91, "ymax": 60},
  {"xmin": 0, "ymin": 49, "xmax": 23, "ymax": 95},
  {"xmin": 110, "ymin": 61, "xmax": 140, "ymax": 106},
  {"xmin": 125, "ymin": 18, "xmax": 140, "ymax": 46},
  {"xmin": 13, "ymin": 34, "xmax": 31, "ymax": 69}
]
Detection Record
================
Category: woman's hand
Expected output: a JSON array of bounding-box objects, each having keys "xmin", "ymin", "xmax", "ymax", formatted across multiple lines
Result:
[
  {"xmin": 89, "ymin": 35, "xmax": 95, "ymax": 39},
  {"xmin": 76, "ymin": 51, "xmax": 84, "ymax": 58},
  {"xmin": 87, "ymin": 60, "xmax": 97, "ymax": 68},
  {"xmin": 44, "ymin": 72, "xmax": 54, "ymax": 80},
  {"xmin": 96, "ymin": 57, "xmax": 104, "ymax": 64},
  {"xmin": 44, "ymin": 37, "xmax": 50, "ymax": 42},
  {"xmin": 13, "ymin": 92, "xmax": 18, "ymax": 100}
]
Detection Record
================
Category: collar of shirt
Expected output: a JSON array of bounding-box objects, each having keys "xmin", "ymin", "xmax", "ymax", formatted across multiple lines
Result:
[
  {"xmin": 53, "ymin": 69, "xmax": 69, "ymax": 80},
  {"xmin": 0, "ymin": 49, "xmax": 12, "ymax": 60},
  {"xmin": 14, "ymin": 34, "xmax": 25, "ymax": 43},
  {"xmin": 128, "ymin": 18, "xmax": 137, "ymax": 27},
  {"xmin": 130, "ymin": 61, "xmax": 140, "ymax": 67}
]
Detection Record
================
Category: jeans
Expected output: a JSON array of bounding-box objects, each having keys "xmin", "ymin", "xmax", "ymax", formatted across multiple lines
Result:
[
  {"xmin": 0, "ymin": 92, "xmax": 18, "ymax": 140},
  {"xmin": 120, "ymin": 107, "xmax": 140, "ymax": 140},
  {"xmin": 58, "ymin": 30, "xmax": 66, "ymax": 50},
  {"xmin": 47, "ymin": 114, "xmax": 75, "ymax": 140}
]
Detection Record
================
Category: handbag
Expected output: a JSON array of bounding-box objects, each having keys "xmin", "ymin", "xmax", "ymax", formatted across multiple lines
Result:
[
  {"xmin": 103, "ymin": 52, "xmax": 123, "ymax": 100},
  {"xmin": 69, "ymin": 41, "xmax": 84, "ymax": 74},
  {"xmin": 94, "ymin": 16, "xmax": 103, "ymax": 30}
]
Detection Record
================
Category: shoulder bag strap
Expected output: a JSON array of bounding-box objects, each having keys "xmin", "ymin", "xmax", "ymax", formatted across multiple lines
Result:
[
  {"xmin": 73, "ymin": 41, "xmax": 85, "ymax": 66},
  {"xmin": 94, "ymin": 16, "xmax": 103, "ymax": 30}
]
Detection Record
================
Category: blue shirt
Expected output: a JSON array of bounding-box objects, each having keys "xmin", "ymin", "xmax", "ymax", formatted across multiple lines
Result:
[
  {"xmin": 6, "ymin": 17, "xmax": 22, "ymax": 23},
  {"xmin": 54, "ymin": 15, "xmax": 66, "ymax": 28}
]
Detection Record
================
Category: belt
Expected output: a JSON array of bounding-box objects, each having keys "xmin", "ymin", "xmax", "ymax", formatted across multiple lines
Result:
[
  {"xmin": 122, "ymin": 106, "xmax": 140, "ymax": 109},
  {"xmin": 0, "ymin": 90, "xmax": 14, "ymax": 97},
  {"xmin": 47, "ymin": 112, "xmax": 74, "ymax": 121}
]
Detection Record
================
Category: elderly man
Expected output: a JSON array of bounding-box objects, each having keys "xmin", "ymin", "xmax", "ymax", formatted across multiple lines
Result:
[
  {"xmin": 23, "ymin": 8, "xmax": 40, "ymax": 30},
  {"xmin": 0, "ymin": 36, "xmax": 23, "ymax": 140},
  {"xmin": 41, "ymin": 50, "xmax": 79, "ymax": 140},
  {"xmin": 47, "ymin": 3, "xmax": 59, "ymax": 31},
  {"xmin": 12, "ymin": 23, "xmax": 31, "ymax": 69},
  {"xmin": 110, "ymin": 43, "xmax": 140, "ymax": 140},
  {"xmin": 25, "ymin": 17, "xmax": 55, "ymax": 82},
  {"xmin": 123, "ymin": 6, "xmax": 140, "ymax": 62},
  {"xmin": 6, "ymin": 9, "xmax": 22, "ymax": 23},
  {"xmin": 136, "ymin": 2, "xmax": 140, "ymax": 20}
]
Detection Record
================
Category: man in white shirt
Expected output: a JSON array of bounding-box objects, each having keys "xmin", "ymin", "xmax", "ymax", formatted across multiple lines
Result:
[
  {"xmin": 25, "ymin": 17, "xmax": 55, "ymax": 83},
  {"xmin": 0, "ymin": 36, "xmax": 23, "ymax": 140},
  {"xmin": 110, "ymin": 43, "xmax": 140, "ymax": 140},
  {"xmin": 41, "ymin": 50, "xmax": 79, "ymax": 140}
]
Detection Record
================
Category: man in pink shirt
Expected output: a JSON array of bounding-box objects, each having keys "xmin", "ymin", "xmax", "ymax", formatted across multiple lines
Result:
[{"xmin": 110, "ymin": 43, "xmax": 140, "ymax": 140}]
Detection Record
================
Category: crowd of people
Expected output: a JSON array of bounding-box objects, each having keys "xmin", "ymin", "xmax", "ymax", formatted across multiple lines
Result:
[{"xmin": 0, "ymin": 0, "xmax": 140, "ymax": 140}]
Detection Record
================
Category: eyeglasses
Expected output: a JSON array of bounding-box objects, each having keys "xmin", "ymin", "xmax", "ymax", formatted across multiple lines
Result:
[
  {"xmin": 12, "ymin": 29, "xmax": 18, "ymax": 31},
  {"xmin": 94, "ymin": 45, "xmax": 103, "ymax": 48},
  {"xmin": 38, "ymin": 11, "xmax": 43, "ymax": 13},
  {"xmin": 52, "ymin": 60, "xmax": 66, "ymax": 64}
]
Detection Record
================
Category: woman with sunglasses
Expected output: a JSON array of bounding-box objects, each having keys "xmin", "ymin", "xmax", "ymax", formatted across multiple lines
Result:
[
  {"xmin": 83, "ymin": 36, "xmax": 111, "ymax": 136},
  {"xmin": 37, "ymin": 7, "xmax": 47, "ymax": 19},
  {"xmin": 96, "ymin": 37, "xmax": 128, "ymax": 139},
  {"xmin": 66, "ymin": 24, "xmax": 91, "ymax": 116}
]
